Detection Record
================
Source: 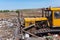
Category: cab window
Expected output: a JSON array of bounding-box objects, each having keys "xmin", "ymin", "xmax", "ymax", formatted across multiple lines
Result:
[{"xmin": 54, "ymin": 11, "xmax": 60, "ymax": 18}]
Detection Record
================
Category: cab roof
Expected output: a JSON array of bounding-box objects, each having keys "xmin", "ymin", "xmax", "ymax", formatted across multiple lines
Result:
[
  {"xmin": 50, "ymin": 7, "xmax": 60, "ymax": 10},
  {"xmin": 43, "ymin": 7, "xmax": 60, "ymax": 11}
]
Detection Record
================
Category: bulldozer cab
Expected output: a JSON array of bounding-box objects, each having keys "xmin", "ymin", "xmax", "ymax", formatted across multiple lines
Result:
[
  {"xmin": 43, "ymin": 7, "xmax": 60, "ymax": 27},
  {"xmin": 51, "ymin": 7, "xmax": 60, "ymax": 27}
]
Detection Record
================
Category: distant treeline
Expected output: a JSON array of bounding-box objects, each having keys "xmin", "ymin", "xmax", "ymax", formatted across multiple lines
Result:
[
  {"xmin": 0, "ymin": 10, "xmax": 13, "ymax": 12},
  {"xmin": 0, "ymin": 10, "xmax": 19, "ymax": 13}
]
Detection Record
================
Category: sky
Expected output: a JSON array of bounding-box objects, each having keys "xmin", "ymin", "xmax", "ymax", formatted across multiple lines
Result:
[{"xmin": 0, "ymin": 0, "xmax": 60, "ymax": 10}]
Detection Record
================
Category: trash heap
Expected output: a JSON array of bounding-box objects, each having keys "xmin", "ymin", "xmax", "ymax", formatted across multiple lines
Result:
[{"xmin": 0, "ymin": 18, "xmax": 20, "ymax": 40}]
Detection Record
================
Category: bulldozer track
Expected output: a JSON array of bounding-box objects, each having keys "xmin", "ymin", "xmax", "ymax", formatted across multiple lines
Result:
[{"xmin": 34, "ymin": 28, "xmax": 60, "ymax": 34}]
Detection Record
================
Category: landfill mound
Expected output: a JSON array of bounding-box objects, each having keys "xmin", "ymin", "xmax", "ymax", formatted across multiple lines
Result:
[{"xmin": 0, "ymin": 18, "xmax": 19, "ymax": 40}]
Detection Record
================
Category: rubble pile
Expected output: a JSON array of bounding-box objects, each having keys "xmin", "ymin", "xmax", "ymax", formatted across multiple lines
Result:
[{"xmin": 0, "ymin": 18, "xmax": 19, "ymax": 40}]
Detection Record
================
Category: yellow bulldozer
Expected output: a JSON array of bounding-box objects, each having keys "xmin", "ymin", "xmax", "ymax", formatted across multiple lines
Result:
[{"xmin": 23, "ymin": 7, "xmax": 60, "ymax": 36}]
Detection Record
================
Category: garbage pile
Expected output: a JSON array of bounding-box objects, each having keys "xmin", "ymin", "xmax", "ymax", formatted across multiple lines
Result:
[
  {"xmin": 25, "ymin": 32, "xmax": 60, "ymax": 40},
  {"xmin": 0, "ymin": 18, "xmax": 20, "ymax": 40}
]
